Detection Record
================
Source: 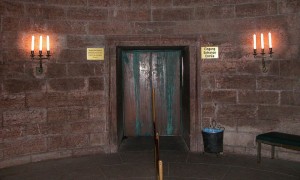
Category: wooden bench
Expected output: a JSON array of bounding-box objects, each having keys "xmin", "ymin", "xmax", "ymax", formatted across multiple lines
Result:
[{"xmin": 256, "ymin": 132, "xmax": 300, "ymax": 163}]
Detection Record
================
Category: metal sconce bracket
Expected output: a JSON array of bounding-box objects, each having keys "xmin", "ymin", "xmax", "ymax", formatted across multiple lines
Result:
[
  {"xmin": 253, "ymin": 48, "xmax": 273, "ymax": 73},
  {"xmin": 31, "ymin": 50, "xmax": 51, "ymax": 74}
]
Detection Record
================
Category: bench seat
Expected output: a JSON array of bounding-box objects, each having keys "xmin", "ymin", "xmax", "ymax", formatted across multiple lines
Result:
[{"xmin": 256, "ymin": 132, "xmax": 300, "ymax": 163}]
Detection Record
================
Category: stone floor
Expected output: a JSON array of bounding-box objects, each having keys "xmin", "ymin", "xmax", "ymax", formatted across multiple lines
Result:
[{"xmin": 0, "ymin": 136, "xmax": 299, "ymax": 180}]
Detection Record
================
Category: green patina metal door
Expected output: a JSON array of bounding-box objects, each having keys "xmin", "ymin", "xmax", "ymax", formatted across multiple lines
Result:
[{"xmin": 122, "ymin": 50, "xmax": 182, "ymax": 136}]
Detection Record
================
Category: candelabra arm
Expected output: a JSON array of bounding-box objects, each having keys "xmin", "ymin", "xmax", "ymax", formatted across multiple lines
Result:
[
  {"xmin": 253, "ymin": 49, "xmax": 257, "ymax": 57},
  {"xmin": 30, "ymin": 51, "xmax": 51, "ymax": 74},
  {"xmin": 262, "ymin": 57, "xmax": 267, "ymax": 73},
  {"xmin": 269, "ymin": 48, "xmax": 273, "ymax": 57},
  {"xmin": 253, "ymin": 48, "xmax": 274, "ymax": 73},
  {"xmin": 261, "ymin": 49, "xmax": 265, "ymax": 56},
  {"xmin": 31, "ymin": 51, "xmax": 34, "ymax": 59}
]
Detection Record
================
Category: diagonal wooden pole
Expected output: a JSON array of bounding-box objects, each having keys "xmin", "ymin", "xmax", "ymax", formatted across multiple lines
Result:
[
  {"xmin": 152, "ymin": 88, "xmax": 163, "ymax": 180},
  {"xmin": 152, "ymin": 88, "xmax": 157, "ymax": 175},
  {"xmin": 152, "ymin": 88, "xmax": 156, "ymax": 135}
]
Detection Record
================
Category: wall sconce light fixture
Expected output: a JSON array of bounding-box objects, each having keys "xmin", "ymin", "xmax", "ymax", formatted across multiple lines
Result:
[
  {"xmin": 253, "ymin": 32, "xmax": 273, "ymax": 72},
  {"xmin": 30, "ymin": 35, "xmax": 51, "ymax": 74}
]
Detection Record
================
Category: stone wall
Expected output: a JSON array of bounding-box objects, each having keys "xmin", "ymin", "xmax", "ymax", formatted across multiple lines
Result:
[{"xmin": 0, "ymin": 0, "xmax": 299, "ymax": 167}]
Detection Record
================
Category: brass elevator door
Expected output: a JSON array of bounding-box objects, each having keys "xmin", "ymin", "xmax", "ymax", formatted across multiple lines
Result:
[{"xmin": 122, "ymin": 50, "xmax": 182, "ymax": 136}]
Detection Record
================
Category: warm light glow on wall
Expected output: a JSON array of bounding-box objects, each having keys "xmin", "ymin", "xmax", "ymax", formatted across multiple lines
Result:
[
  {"xmin": 30, "ymin": 35, "xmax": 51, "ymax": 74},
  {"xmin": 253, "ymin": 32, "xmax": 273, "ymax": 55},
  {"xmin": 252, "ymin": 32, "xmax": 274, "ymax": 73}
]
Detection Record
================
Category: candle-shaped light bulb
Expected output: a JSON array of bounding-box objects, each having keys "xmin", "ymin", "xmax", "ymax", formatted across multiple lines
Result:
[
  {"xmin": 39, "ymin": 35, "xmax": 43, "ymax": 51},
  {"xmin": 268, "ymin": 32, "xmax": 272, "ymax": 48},
  {"xmin": 46, "ymin": 35, "xmax": 50, "ymax": 51},
  {"xmin": 253, "ymin": 34, "xmax": 256, "ymax": 50},
  {"xmin": 31, "ymin": 36, "xmax": 35, "ymax": 51},
  {"xmin": 261, "ymin": 33, "xmax": 264, "ymax": 49}
]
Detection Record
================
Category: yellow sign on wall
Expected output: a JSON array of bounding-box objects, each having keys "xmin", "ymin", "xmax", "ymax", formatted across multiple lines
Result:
[
  {"xmin": 87, "ymin": 48, "xmax": 104, "ymax": 60},
  {"xmin": 201, "ymin": 47, "xmax": 219, "ymax": 59}
]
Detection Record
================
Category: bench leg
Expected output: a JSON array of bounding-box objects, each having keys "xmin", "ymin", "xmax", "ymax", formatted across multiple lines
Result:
[
  {"xmin": 271, "ymin": 145, "xmax": 275, "ymax": 159},
  {"xmin": 257, "ymin": 142, "xmax": 261, "ymax": 163}
]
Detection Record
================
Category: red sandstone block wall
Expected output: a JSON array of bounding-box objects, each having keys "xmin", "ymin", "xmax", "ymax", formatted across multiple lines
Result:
[{"xmin": 0, "ymin": 0, "xmax": 300, "ymax": 167}]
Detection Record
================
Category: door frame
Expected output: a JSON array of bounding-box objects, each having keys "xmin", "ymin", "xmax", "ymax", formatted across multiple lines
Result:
[{"xmin": 106, "ymin": 35, "xmax": 201, "ymax": 152}]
